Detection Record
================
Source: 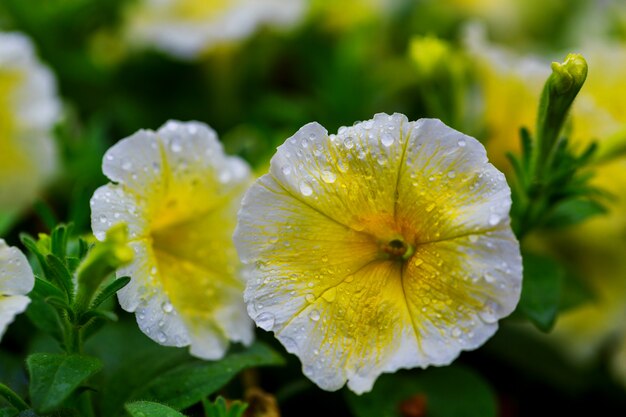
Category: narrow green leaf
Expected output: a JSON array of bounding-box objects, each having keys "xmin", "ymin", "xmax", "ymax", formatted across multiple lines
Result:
[
  {"xmin": 45, "ymin": 255, "xmax": 75, "ymax": 302},
  {"xmin": 31, "ymin": 277, "xmax": 67, "ymax": 303},
  {"xmin": 517, "ymin": 253, "xmax": 564, "ymax": 331},
  {"xmin": 0, "ymin": 383, "xmax": 28, "ymax": 412},
  {"xmin": 50, "ymin": 225, "xmax": 69, "ymax": 261},
  {"xmin": 90, "ymin": 276, "xmax": 131, "ymax": 309},
  {"xmin": 136, "ymin": 342, "xmax": 284, "ymax": 410},
  {"xmin": 346, "ymin": 366, "xmax": 497, "ymax": 417},
  {"xmin": 125, "ymin": 401, "xmax": 186, "ymax": 417},
  {"xmin": 26, "ymin": 353, "xmax": 102, "ymax": 413},
  {"xmin": 20, "ymin": 235, "xmax": 48, "ymax": 277}
]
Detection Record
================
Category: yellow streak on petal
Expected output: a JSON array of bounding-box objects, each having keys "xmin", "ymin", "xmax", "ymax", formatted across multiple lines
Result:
[{"xmin": 173, "ymin": 0, "xmax": 230, "ymax": 20}]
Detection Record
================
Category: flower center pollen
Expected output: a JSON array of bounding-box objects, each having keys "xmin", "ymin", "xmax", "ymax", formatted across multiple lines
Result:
[{"xmin": 381, "ymin": 238, "xmax": 414, "ymax": 261}]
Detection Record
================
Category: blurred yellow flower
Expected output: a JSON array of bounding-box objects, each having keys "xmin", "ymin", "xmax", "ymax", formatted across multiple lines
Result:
[
  {"xmin": 90, "ymin": 121, "xmax": 253, "ymax": 359},
  {"xmin": 0, "ymin": 32, "xmax": 60, "ymax": 214},
  {"xmin": 124, "ymin": 0, "xmax": 307, "ymax": 59},
  {"xmin": 235, "ymin": 113, "xmax": 522, "ymax": 393},
  {"xmin": 0, "ymin": 239, "xmax": 35, "ymax": 340},
  {"xmin": 467, "ymin": 28, "xmax": 626, "ymax": 387}
]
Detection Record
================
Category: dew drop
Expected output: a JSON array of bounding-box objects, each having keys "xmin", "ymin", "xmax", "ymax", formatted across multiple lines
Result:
[
  {"xmin": 157, "ymin": 332, "xmax": 167, "ymax": 343},
  {"xmin": 281, "ymin": 165, "xmax": 292, "ymax": 175},
  {"xmin": 484, "ymin": 273, "xmax": 495, "ymax": 283},
  {"xmin": 106, "ymin": 154, "xmax": 114, "ymax": 161},
  {"xmin": 457, "ymin": 138, "xmax": 467, "ymax": 147},
  {"xmin": 151, "ymin": 266, "xmax": 158, "ymax": 274},
  {"xmin": 299, "ymin": 181, "xmax": 313, "ymax": 196},
  {"xmin": 425, "ymin": 203, "xmax": 436, "ymax": 213},
  {"xmin": 98, "ymin": 215, "xmax": 108, "ymax": 224},
  {"xmin": 170, "ymin": 141, "xmax": 182, "ymax": 153},
  {"xmin": 447, "ymin": 171, "xmax": 456, "ymax": 179},
  {"xmin": 479, "ymin": 300, "xmax": 499, "ymax": 324},
  {"xmin": 162, "ymin": 302, "xmax": 173, "ymax": 313},
  {"xmin": 309, "ymin": 310, "xmax": 321, "ymax": 321},
  {"xmin": 305, "ymin": 293, "xmax": 315, "ymax": 303},
  {"xmin": 345, "ymin": 275, "xmax": 354, "ymax": 283},
  {"xmin": 414, "ymin": 258, "xmax": 424, "ymax": 267},
  {"xmin": 381, "ymin": 132, "xmax": 395, "ymax": 147},
  {"xmin": 122, "ymin": 161, "xmax": 132, "ymax": 171},
  {"xmin": 452, "ymin": 327, "xmax": 462, "ymax": 338},
  {"xmin": 321, "ymin": 287, "xmax": 337, "ymax": 302},
  {"xmin": 488, "ymin": 214, "xmax": 500, "ymax": 226},
  {"xmin": 282, "ymin": 336, "xmax": 298, "ymax": 352},
  {"xmin": 256, "ymin": 312, "xmax": 275, "ymax": 330},
  {"xmin": 343, "ymin": 136, "xmax": 355, "ymax": 149},
  {"xmin": 321, "ymin": 170, "xmax": 336, "ymax": 183}
]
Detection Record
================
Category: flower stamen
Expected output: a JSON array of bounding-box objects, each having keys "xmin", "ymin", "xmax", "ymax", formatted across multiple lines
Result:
[{"xmin": 381, "ymin": 238, "xmax": 414, "ymax": 261}]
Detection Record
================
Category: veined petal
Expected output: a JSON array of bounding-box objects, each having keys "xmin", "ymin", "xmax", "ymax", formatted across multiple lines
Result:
[
  {"xmin": 92, "ymin": 120, "xmax": 253, "ymax": 359},
  {"xmin": 236, "ymin": 113, "xmax": 522, "ymax": 393}
]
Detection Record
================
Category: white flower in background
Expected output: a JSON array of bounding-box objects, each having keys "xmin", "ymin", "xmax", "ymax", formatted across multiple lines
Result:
[
  {"xmin": 90, "ymin": 120, "xmax": 254, "ymax": 359},
  {"xmin": 0, "ymin": 32, "xmax": 60, "ymax": 213},
  {"xmin": 124, "ymin": 0, "xmax": 308, "ymax": 59},
  {"xmin": 235, "ymin": 113, "xmax": 522, "ymax": 393},
  {"xmin": 0, "ymin": 239, "xmax": 35, "ymax": 340}
]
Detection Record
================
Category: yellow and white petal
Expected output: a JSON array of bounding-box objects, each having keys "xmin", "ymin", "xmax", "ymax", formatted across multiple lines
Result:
[
  {"xmin": 0, "ymin": 295, "xmax": 31, "ymax": 340},
  {"xmin": 0, "ymin": 32, "xmax": 60, "ymax": 212},
  {"xmin": 396, "ymin": 118, "xmax": 512, "ymax": 243},
  {"xmin": 92, "ymin": 120, "xmax": 253, "ymax": 359},
  {"xmin": 236, "ymin": 113, "xmax": 521, "ymax": 393},
  {"xmin": 0, "ymin": 239, "xmax": 35, "ymax": 296}
]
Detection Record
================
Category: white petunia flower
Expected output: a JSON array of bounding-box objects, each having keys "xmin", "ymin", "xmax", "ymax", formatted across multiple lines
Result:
[
  {"xmin": 124, "ymin": 0, "xmax": 308, "ymax": 59},
  {"xmin": 235, "ymin": 113, "xmax": 522, "ymax": 394},
  {"xmin": 0, "ymin": 239, "xmax": 35, "ymax": 340},
  {"xmin": 0, "ymin": 32, "xmax": 60, "ymax": 213},
  {"xmin": 90, "ymin": 120, "xmax": 254, "ymax": 359}
]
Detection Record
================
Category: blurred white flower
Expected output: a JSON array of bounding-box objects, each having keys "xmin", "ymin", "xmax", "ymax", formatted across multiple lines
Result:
[
  {"xmin": 124, "ymin": 0, "xmax": 308, "ymax": 59},
  {"xmin": 0, "ymin": 32, "xmax": 60, "ymax": 214},
  {"xmin": 0, "ymin": 239, "xmax": 35, "ymax": 340},
  {"xmin": 91, "ymin": 120, "xmax": 254, "ymax": 359}
]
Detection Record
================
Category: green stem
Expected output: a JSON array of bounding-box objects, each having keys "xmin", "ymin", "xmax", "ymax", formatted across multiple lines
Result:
[{"xmin": 0, "ymin": 383, "xmax": 29, "ymax": 411}]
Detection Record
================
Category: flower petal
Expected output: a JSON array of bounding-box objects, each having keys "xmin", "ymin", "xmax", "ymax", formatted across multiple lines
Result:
[
  {"xmin": 0, "ymin": 239, "xmax": 34, "ymax": 295},
  {"xmin": 0, "ymin": 295, "xmax": 30, "ymax": 340}
]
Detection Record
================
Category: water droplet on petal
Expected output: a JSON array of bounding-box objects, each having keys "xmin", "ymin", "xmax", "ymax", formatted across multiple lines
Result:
[
  {"xmin": 299, "ymin": 181, "xmax": 313, "ymax": 196},
  {"xmin": 447, "ymin": 171, "xmax": 456, "ymax": 179},
  {"xmin": 170, "ymin": 141, "xmax": 182, "ymax": 153},
  {"xmin": 321, "ymin": 170, "xmax": 336, "ymax": 183},
  {"xmin": 256, "ymin": 312, "xmax": 275, "ymax": 330},
  {"xmin": 344, "ymin": 136, "xmax": 355, "ymax": 149},
  {"xmin": 425, "ymin": 203, "xmax": 436, "ymax": 213},
  {"xmin": 321, "ymin": 288, "xmax": 337, "ymax": 302},
  {"xmin": 309, "ymin": 310, "xmax": 321, "ymax": 321},
  {"xmin": 122, "ymin": 161, "xmax": 132, "ymax": 171},
  {"xmin": 98, "ymin": 215, "xmax": 108, "ymax": 224},
  {"xmin": 282, "ymin": 337, "xmax": 298, "ymax": 352},
  {"xmin": 305, "ymin": 293, "xmax": 315, "ymax": 303},
  {"xmin": 157, "ymin": 332, "xmax": 167, "ymax": 343},
  {"xmin": 381, "ymin": 132, "xmax": 395, "ymax": 147},
  {"xmin": 161, "ymin": 302, "xmax": 173, "ymax": 313},
  {"xmin": 452, "ymin": 327, "xmax": 462, "ymax": 338},
  {"xmin": 488, "ymin": 214, "xmax": 500, "ymax": 226},
  {"xmin": 281, "ymin": 165, "xmax": 292, "ymax": 175},
  {"xmin": 457, "ymin": 138, "xmax": 467, "ymax": 147},
  {"xmin": 479, "ymin": 300, "xmax": 499, "ymax": 324}
]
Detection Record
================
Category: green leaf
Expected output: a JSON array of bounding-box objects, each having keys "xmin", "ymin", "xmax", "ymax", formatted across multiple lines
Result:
[
  {"xmin": 517, "ymin": 253, "xmax": 564, "ymax": 331},
  {"xmin": 125, "ymin": 401, "xmax": 186, "ymax": 417},
  {"xmin": 90, "ymin": 276, "xmax": 131, "ymax": 309},
  {"xmin": 50, "ymin": 224, "xmax": 71, "ymax": 261},
  {"xmin": 135, "ymin": 342, "xmax": 284, "ymax": 410},
  {"xmin": 45, "ymin": 254, "xmax": 75, "ymax": 302},
  {"xmin": 543, "ymin": 199, "xmax": 607, "ymax": 229},
  {"xmin": 204, "ymin": 397, "xmax": 248, "ymax": 417},
  {"xmin": 26, "ymin": 353, "xmax": 102, "ymax": 413},
  {"xmin": 0, "ymin": 406, "xmax": 19, "ymax": 417},
  {"xmin": 346, "ymin": 366, "xmax": 496, "ymax": 417}
]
